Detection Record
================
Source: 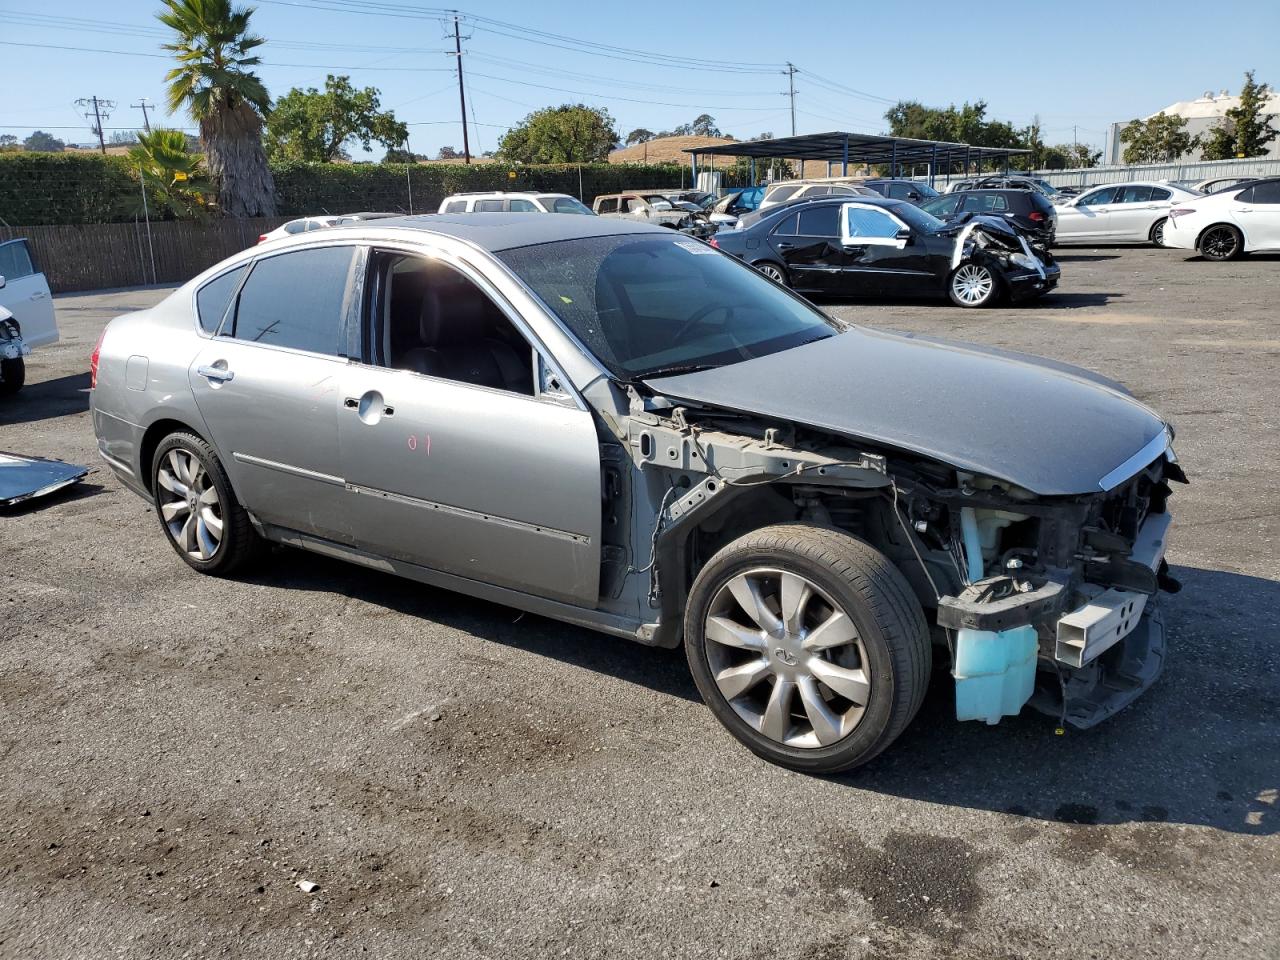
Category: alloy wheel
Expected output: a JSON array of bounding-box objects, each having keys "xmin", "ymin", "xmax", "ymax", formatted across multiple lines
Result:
[
  {"xmin": 156, "ymin": 448, "xmax": 223, "ymax": 561},
  {"xmin": 704, "ymin": 567, "xmax": 872, "ymax": 749},
  {"xmin": 756, "ymin": 263, "xmax": 786, "ymax": 284},
  {"xmin": 1201, "ymin": 226, "xmax": 1239, "ymax": 260},
  {"xmin": 951, "ymin": 264, "xmax": 994, "ymax": 305},
  {"xmin": 1151, "ymin": 219, "xmax": 1166, "ymax": 246}
]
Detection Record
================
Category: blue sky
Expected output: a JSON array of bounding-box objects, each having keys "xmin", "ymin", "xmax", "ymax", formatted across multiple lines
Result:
[{"xmin": 2, "ymin": 0, "xmax": 1277, "ymax": 159}]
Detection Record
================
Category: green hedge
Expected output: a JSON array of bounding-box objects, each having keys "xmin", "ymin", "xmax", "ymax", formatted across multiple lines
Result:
[
  {"xmin": 0, "ymin": 152, "xmax": 728, "ymax": 225},
  {"xmin": 0, "ymin": 153, "xmax": 139, "ymax": 225}
]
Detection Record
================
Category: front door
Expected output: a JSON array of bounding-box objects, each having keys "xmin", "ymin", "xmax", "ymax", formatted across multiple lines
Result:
[
  {"xmin": 0, "ymin": 240, "xmax": 56, "ymax": 347},
  {"xmin": 836, "ymin": 202, "xmax": 934, "ymax": 297},
  {"xmin": 1060, "ymin": 186, "xmax": 1119, "ymax": 240},
  {"xmin": 338, "ymin": 249, "xmax": 602, "ymax": 606},
  {"xmin": 188, "ymin": 244, "xmax": 358, "ymax": 544}
]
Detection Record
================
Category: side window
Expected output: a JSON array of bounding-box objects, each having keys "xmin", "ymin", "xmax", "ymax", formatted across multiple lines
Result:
[
  {"xmin": 284, "ymin": 220, "xmax": 309, "ymax": 235},
  {"xmin": 772, "ymin": 213, "xmax": 799, "ymax": 236},
  {"xmin": 443, "ymin": 200, "xmax": 467, "ymax": 213},
  {"xmin": 508, "ymin": 198, "xmax": 538, "ymax": 212},
  {"xmin": 626, "ymin": 198, "xmax": 647, "ymax": 214},
  {"xmin": 1150, "ymin": 188, "xmax": 1171, "ymax": 201},
  {"xmin": 1119, "ymin": 186, "xmax": 1154, "ymax": 203},
  {"xmin": 0, "ymin": 240, "xmax": 36, "ymax": 281},
  {"xmin": 597, "ymin": 197, "xmax": 619, "ymax": 214},
  {"xmin": 230, "ymin": 246, "xmax": 354, "ymax": 355},
  {"xmin": 926, "ymin": 195, "xmax": 962, "ymax": 217},
  {"xmin": 376, "ymin": 254, "xmax": 534, "ymax": 395},
  {"xmin": 475, "ymin": 199, "xmax": 504, "ymax": 212},
  {"xmin": 796, "ymin": 205, "xmax": 839, "ymax": 237},
  {"xmin": 1248, "ymin": 181, "xmax": 1280, "ymax": 203},
  {"xmin": 844, "ymin": 206, "xmax": 901, "ymax": 239},
  {"xmin": 195, "ymin": 265, "xmax": 246, "ymax": 334},
  {"xmin": 963, "ymin": 194, "xmax": 1007, "ymax": 213},
  {"xmin": 767, "ymin": 185, "xmax": 799, "ymax": 203},
  {"xmin": 1079, "ymin": 187, "xmax": 1118, "ymax": 206}
]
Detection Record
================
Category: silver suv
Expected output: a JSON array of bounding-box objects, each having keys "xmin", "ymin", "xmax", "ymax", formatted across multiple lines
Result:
[
  {"xmin": 437, "ymin": 191, "xmax": 593, "ymax": 214},
  {"xmin": 91, "ymin": 214, "xmax": 1182, "ymax": 772}
]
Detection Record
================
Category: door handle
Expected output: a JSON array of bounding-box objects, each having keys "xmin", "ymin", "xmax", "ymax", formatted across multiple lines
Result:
[
  {"xmin": 197, "ymin": 364, "xmax": 234, "ymax": 383},
  {"xmin": 345, "ymin": 395, "xmax": 394, "ymax": 416},
  {"xmin": 30, "ymin": 291, "xmax": 48, "ymax": 300},
  {"xmin": 344, "ymin": 397, "xmax": 359, "ymax": 408},
  {"xmin": 775, "ymin": 242, "xmax": 794, "ymax": 250}
]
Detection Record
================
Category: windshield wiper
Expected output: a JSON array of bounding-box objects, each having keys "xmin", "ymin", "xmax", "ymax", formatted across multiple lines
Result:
[{"xmin": 636, "ymin": 362, "xmax": 718, "ymax": 380}]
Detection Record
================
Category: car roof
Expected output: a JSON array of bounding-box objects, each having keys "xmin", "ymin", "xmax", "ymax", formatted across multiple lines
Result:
[
  {"xmin": 333, "ymin": 211, "xmax": 664, "ymax": 250},
  {"xmin": 752, "ymin": 194, "xmax": 908, "ymax": 219}
]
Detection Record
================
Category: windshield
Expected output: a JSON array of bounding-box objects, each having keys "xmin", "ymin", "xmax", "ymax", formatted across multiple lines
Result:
[
  {"xmin": 888, "ymin": 202, "xmax": 945, "ymax": 233},
  {"xmin": 497, "ymin": 235, "xmax": 839, "ymax": 380},
  {"xmin": 549, "ymin": 196, "xmax": 594, "ymax": 215}
]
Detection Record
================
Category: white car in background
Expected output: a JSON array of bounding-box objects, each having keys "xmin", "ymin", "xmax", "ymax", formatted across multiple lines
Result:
[
  {"xmin": 1162, "ymin": 177, "xmax": 1280, "ymax": 260},
  {"xmin": 1054, "ymin": 181, "xmax": 1200, "ymax": 246},
  {"xmin": 257, "ymin": 215, "xmax": 343, "ymax": 244},
  {"xmin": 0, "ymin": 238, "xmax": 58, "ymax": 397},
  {"xmin": 437, "ymin": 191, "xmax": 594, "ymax": 215}
]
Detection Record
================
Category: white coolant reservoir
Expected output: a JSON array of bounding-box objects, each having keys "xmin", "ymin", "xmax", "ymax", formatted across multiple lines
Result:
[{"xmin": 953, "ymin": 625, "xmax": 1039, "ymax": 724}]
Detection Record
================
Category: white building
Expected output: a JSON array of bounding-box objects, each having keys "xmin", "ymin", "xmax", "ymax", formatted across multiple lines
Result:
[{"xmin": 1106, "ymin": 89, "xmax": 1280, "ymax": 164}]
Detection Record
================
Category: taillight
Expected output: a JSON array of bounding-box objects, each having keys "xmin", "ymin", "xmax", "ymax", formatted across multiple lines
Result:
[
  {"xmin": 1169, "ymin": 208, "xmax": 1196, "ymax": 220},
  {"xmin": 709, "ymin": 236, "xmax": 720, "ymax": 248},
  {"xmin": 257, "ymin": 234, "xmax": 269, "ymax": 243},
  {"xmin": 1028, "ymin": 211, "xmax": 1046, "ymax": 222},
  {"xmin": 89, "ymin": 327, "xmax": 106, "ymax": 389}
]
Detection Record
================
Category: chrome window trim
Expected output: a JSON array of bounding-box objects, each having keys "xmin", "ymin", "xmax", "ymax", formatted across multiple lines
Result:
[{"xmin": 1098, "ymin": 426, "xmax": 1172, "ymax": 492}]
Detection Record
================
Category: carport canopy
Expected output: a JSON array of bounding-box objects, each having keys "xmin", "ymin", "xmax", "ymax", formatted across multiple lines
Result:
[{"xmin": 685, "ymin": 131, "xmax": 1030, "ymax": 186}]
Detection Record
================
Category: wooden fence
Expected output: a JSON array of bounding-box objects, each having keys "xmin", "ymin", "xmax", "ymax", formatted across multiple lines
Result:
[{"xmin": 0, "ymin": 217, "xmax": 292, "ymax": 293}]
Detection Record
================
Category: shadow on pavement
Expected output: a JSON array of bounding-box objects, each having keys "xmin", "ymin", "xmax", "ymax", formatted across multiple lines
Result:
[{"xmin": 0, "ymin": 372, "xmax": 91, "ymax": 426}]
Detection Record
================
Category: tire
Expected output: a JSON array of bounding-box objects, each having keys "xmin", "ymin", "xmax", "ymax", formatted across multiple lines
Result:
[
  {"xmin": 151, "ymin": 431, "xmax": 262, "ymax": 576},
  {"xmin": 1199, "ymin": 224, "xmax": 1243, "ymax": 261},
  {"xmin": 0, "ymin": 357, "xmax": 24, "ymax": 397},
  {"xmin": 684, "ymin": 523, "xmax": 931, "ymax": 773},
  {"xmin": 947, "ymin": 263, "xmax": 1001, "ymax": 308},
  {"xmin": 1149, "ymin": 218, "xmax": 1168, "ymax": 247},
  {"xmin": 754, "ymin": 261, "xmax": 789, "ymax": 286}
]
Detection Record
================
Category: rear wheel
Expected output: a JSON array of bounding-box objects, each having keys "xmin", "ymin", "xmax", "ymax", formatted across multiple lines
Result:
[
  {"xmin": 1149, "ymin": 217, "xmax": 1168, "ymax": 246},
  {"xmin": 684, "ymin": 524, "xmax": 931, "ymax": 773},
  {"xmin": 0, "ymin": 358, "xmax": 24, "ymax": 397},
  {"xmin": 948, "ymin": 263, "xmax": 1000, "ymax": 307},
  {"xmin": 1199, "ymin": 224, "xmax": 1243, "ymax": 261},
  {"xmin": 754, "ymin": 261, "xmax": 788, "ymax": 286},
  {"xmin": 152, "ymin": 432, "xmax": 262, "ymax": 575}
]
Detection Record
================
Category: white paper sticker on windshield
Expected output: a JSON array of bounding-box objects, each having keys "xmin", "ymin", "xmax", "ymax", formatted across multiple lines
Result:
[{"xmin": 674, "ymin": 239, "xmax": 716, "ymax": 254}]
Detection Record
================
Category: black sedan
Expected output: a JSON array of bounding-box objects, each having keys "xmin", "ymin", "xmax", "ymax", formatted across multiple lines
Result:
[
  {"xmin": 711, "ymin": 196, "xmax": 1059, "ymax": 307},
  {"xmin": 920, "ymin": 189, "xmax": 1058, "ymax": 245}
]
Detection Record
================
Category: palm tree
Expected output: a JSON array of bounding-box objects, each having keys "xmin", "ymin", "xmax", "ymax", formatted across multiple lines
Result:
[
  {"xmin": 129, "ymin": 127, "xmax": 214, "ymax": 219},
  {"xmin": 158, "ymin": 0, "xmax": 276, "ymax": 217}
]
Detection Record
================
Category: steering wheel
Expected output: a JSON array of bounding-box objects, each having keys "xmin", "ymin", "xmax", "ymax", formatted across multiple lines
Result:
[{"xmin": 671, "ymin": 302, "xmax": 735, "ymax": 342}]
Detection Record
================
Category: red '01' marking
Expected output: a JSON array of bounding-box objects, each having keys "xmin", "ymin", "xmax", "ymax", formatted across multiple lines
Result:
[{"xmin": 407, "ymin": 435, "xmax": 417, "ymax": 451}]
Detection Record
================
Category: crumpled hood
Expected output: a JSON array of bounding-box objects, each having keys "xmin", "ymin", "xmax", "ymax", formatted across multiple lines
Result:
[{"xmin": 644, "ymin": 327, "xmax": 1169, "ymax": 496}]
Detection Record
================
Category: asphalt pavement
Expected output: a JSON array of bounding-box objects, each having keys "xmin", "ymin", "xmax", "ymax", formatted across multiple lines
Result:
[{"xmin": 1, "ymin": 246, "xmax": 1277, "ymax": 960}]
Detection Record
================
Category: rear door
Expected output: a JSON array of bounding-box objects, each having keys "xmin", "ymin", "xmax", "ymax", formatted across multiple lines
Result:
[
  {"xmin": 0, "ymin": 240, "xmax": 56, "ymax": 347},
  {"xmin": 188, "ymin": 243, "xmax": 360, "ymax": 544},
  {"xmin": 338, "ymin": 246, "xmax": 601, "ymax": 605},
  {"xmin": 1109, "ymin": 185, "xmax": 1162, "ymax": 239},
  {"xmin": 768, "ymin": 205, "xmax": 844, "ymax": 291},
  {"xmin": 1234, "ymin": 181, "xmax": 1280, "ymax": 249}
]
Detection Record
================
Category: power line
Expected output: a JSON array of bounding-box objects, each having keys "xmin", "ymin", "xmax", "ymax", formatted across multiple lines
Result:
[{"xmin": 0, "ymin": 39, "xmax": 451, "ymax": 71}]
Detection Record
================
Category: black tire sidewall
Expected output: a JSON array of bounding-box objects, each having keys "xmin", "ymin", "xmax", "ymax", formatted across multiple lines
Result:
[
  {"xmin": 684, "ymin": 540, "xmax": 905, "ymax": 773},
  {"xmin": 151, "ymin": 433, "xmax": 242, "ymax": 575},
  {"xmin": 0, "ymin": 357, "xmax": 24, "ymax": 396}
]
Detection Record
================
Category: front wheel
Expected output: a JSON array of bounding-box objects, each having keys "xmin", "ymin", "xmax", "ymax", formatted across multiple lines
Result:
[
  {"xmin": 948, "ymin": 263, "xmax": 1001, "ymax": 307},
  {"xmin": 152, "ymin": 432, "xmax": 262, "ymax": 576},
  {"xmin": 1199, "ymin": 224, "xmax": 1243, "ymax": 261},
  {"xmin": 754, "ymin": 261, "xmax": 789, "ymax": 286},
  {"xmin": 0, "ymin": 357, "xmax": 24, "ymax": 397},
  {"xmin": 684, "ymin": 524, "xmax": 931, "ymax": 773}
]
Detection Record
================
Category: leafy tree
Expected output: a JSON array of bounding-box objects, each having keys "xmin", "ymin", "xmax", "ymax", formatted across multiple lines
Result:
[
  {"xmin": 1119, "ymin": 112, "xmax": 1199, "ymax": 164},
  {"xmin": 1201, "ymin": 70, "xmax": 1278, "ymax": 161},
  {"xmin": 884, "ymin": 99, "xmax": 1024, "ymax": 169},
  {"xmin": 497, "ymin": 104, "xmax": 618, "ymax": 163},
  {"xmin": 265, "ymin": 74, "xmax": 408, "ymax": 162},
  {"xmin": 158, "ymin": 0, "xmax": 276, "ymax": 217},
  {"xmin": 0, "ymin": 134, "xmax": 21, "ymax": 152},
  {"xmin": 382, "ymin": 145, "xmax": 420, "ymax": 163},
  {"xmin": 436, "ymin": 145, "xmax": 461, "ymax": 160},
  {"xmin": 109, "ymin": 131, "xmax": 140, "ymax": 146},
  {"xmin": 689, "ymin": 114, "xmax": 721, "ymax": 137},
  {"xmin": 128, "ymin": 127, "xmax": 214, "ymax": 218},
  {"xmin": 23, "ymin": 130, "xmax": 65, "ymax": 152},
  {"xmin": 625, "ymin": 128, "xmax": 655, "ymax": 145}
]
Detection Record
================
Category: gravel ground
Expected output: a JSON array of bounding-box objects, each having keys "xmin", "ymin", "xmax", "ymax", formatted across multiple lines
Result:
[{"xmin": 1, "ymin": 246, "xmax": 1277, "ymax": 960}]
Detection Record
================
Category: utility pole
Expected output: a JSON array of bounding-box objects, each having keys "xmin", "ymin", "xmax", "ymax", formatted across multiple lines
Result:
[
  {"xmin": 785, "ymin": 63, "xmax": 797, "ymax": 137},
  {"xmin": 132, "ymin": 98, "xmax": 154, "ymax": 133},
  {"xmin": 75, "ymin": 96, "xmax": 115, "ymax": 154},
  {"xmin": 452, "ymin": 16, "xmax": 471, "ymax": 164}
]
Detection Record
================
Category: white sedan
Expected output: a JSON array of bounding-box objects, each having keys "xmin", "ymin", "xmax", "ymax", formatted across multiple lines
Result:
[
  {"xmin": 1162, "ymin": 177, "xmax": 1280, "ymax": 260},
  {"xmin": 1053, "ymin": 181, "xmax": 1201, "ymax": 246}
]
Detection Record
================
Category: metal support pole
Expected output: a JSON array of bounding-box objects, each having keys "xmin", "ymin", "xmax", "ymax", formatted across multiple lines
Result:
[
  {"xmin": 139, "ymin": 177, "xmax": 156, "ymax": 285},
  {"xmin": 690, "ymin": 151, "xmax": 697, "ymax": 187},
  {"xmin": 930, "ymin": 143, "xmax": 937, "ymax": 188},
  {"xmin": 891, "ymin": 141, "xmax": 898, "ymax": 178},
  {"xmin": 842, "ymin": 135, "xmax": 849, "ymax": 176},
  {"xmin": 749, "ymin": 157, "xmax": 756, "ymax": 185}
]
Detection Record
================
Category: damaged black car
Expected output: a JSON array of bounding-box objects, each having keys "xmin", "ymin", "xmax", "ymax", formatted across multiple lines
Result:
[{"xmin": 712, "ymin": 195, "xmax": 1060, "ymax": 307}]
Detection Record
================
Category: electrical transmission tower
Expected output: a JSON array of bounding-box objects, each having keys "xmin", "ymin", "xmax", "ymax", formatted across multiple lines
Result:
[
  {"xmin": 442, "ymin": 15, "xmax": 472, "ymax": 163},
  {"xmin": 75, "ymin": 96, "xmax": 116, "ymax": 154},
  {"xmin": 132, "ymin": 98, "xmax": 155, "ymax": 134}
]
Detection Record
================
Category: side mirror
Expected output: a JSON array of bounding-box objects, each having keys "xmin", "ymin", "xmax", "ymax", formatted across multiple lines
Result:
[
  {"xmin": 895, "ymin": 228, "xmax": 912, "ymax": 241},
  {"xmin": 907, "ymin": 191, "xmax": 920, "ymax": 201}
]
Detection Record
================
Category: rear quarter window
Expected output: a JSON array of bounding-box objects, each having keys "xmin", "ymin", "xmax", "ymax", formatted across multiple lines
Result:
[
  {"xmin": 195, "ymin": 265, "xmax": 246, "ymax": 334},
  {"xmin": 230, "ymin": 246, "xmax": 355, "ymax": 355},
  {"xmin": 1248, "ymin": 181, "xmax": 1280, "ymax": 203},
  {"xmin": 443, "ymin": 200, "xmax": 467, "ymax": 213}
]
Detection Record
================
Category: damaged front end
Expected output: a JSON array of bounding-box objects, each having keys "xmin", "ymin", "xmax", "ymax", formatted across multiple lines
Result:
[
  {"xmin": 0, "ymin": 309, "xmax": 30, "ymax": 365},
  {"xmin": 947, "ymin": 215, "xmax": 1059, "ymax": 301},
  {"xmin": 912, "ymin": 437, "xmax": 1187, "ymax": 728}
]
